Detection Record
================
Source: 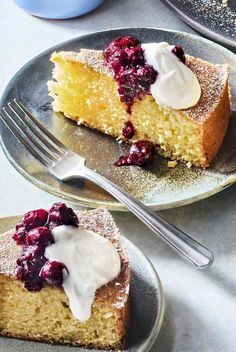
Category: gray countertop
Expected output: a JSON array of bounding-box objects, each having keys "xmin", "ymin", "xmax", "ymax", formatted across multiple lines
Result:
[{"xmin": 0, "ymin": 1, "xmax": 236, "ymax": 351}]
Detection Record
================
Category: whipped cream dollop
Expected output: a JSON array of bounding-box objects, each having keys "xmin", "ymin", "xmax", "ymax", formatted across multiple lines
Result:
[
  {"xmin": 45, "ymin": 225, "xmax": 121, "ymax": 322},
  {"xmin": 142, "ymin": 42, "xmax": 201, "ymax": 110}
]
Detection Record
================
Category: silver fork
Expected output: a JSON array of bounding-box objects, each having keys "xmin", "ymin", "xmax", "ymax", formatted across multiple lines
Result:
[{"xmin": 0, "ymin": 99, "xmax": 214, "ymax": 268}]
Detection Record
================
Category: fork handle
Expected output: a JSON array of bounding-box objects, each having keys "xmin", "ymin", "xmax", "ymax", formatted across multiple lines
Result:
[{"xmin": 81, "ymin": 167, "xmax": 214, "ymax": 268}]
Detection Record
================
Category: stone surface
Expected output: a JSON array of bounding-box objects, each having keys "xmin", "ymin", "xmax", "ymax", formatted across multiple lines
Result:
[{"xmin": 0, "ymin": 1, "xmax": 236, "ymax": 351}]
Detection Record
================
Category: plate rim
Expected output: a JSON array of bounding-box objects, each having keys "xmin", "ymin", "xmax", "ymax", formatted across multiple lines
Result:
[
  {"xmin": 1, "ymin": 26, "xmax": 236, "ymax": 211},
  {"xmin": 0, "ymin": 215, "xmax": 165, "ymax": 352},
  {"xmin": 161, "ymin": 0, "xmax": 236, "ymax": 49}
]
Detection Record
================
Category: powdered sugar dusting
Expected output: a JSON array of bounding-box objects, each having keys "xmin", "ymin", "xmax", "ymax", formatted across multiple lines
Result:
[{"xmin": 185, "ymin": 55, "xmax": 229, "ymax": 121}]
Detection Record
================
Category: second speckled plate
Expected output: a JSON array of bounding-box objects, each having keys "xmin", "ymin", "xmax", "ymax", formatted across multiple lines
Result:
[{"xmin": 0, "ymin": 28, "xmax": 236, "ymax": 211}]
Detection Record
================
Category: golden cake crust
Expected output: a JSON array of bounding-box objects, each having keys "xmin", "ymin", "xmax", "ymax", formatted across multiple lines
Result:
[{"xmin": 0, "ymin": 207, "xmax": 130, "ymax": 349}]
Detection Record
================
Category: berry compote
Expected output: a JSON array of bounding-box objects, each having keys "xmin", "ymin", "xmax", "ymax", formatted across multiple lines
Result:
[
  {"xmin": 105, "ymin": 38, "xmax": 187, "ymax": 167},
  {"xmin": 13, "ymin": 203, "xmax": 78, "ymax": 292},
  {"xmin": 115, "ymin": 140, "xmax": 155, "ymax": 167},
  {"xmin": 122, "ymin": 120, "xmax": 135, "ymax": 139},
  {"xmin": 104, "ymin": 36, "xmax": 157, "ymax": 114},
  {"xmin": 172, "ymin": 45, "xmax": 186, "ymax": 64}
]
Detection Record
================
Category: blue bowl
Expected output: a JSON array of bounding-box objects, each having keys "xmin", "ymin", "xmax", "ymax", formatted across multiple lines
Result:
[{"xmin": 12, "ymin": 0, "xmax": 105, "ymax": 19}]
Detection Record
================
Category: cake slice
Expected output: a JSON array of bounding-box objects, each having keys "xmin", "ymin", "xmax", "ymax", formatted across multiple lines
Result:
[
  {"xmin": 48, "ymin": 36, "xmax": 231, "ymax": 168},
  {"xmin": 0, "ymin": 205, "xmax": 130, "ymax": 350}
]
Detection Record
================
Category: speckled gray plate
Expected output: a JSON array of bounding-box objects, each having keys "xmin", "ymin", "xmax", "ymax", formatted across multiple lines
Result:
[
  {"xmin": 162, "ymin": 0, "xmax": 236, "ymax": 49},
  {"xmin": 0, "ymin": 28, "xmax": 236, "ymax": 211},
  {"xmin": 0, "ymin": 215, "xmax": 164, "ymax": 352}
]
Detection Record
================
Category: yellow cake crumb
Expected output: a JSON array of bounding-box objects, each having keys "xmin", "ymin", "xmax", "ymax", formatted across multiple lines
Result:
[{"xmin": 167, "ymin": 160, "xmax": 178, "ymax": 168}]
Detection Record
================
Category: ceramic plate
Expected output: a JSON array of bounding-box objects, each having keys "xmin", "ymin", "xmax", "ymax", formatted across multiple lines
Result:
[
  {"xmin": 162, "ymin": 0, "xmax": 236, "ymax": 49},
  {"xmin": 0, "ymin": 215, "xmax": 164, "ymax": 352},
  {"xmin": 0, "ymin": 28, "xmax": 236, "ymax": 211}
]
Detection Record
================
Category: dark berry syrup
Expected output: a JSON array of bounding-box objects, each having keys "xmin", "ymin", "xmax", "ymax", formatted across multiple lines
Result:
[{"xmin": 13, "ymin": 203, "xmax": 78, "ymax": 292}]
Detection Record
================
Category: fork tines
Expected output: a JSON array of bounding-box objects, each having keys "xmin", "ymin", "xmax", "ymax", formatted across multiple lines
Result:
[{"xmin": 0, "ymin": 99, "xmax": 67, "ymax": 166}]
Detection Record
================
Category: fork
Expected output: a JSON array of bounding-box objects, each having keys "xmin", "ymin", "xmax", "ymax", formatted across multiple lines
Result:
[{"xmin": 0, "ymin": 99, "xmax": 214, "ymax": 268}]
